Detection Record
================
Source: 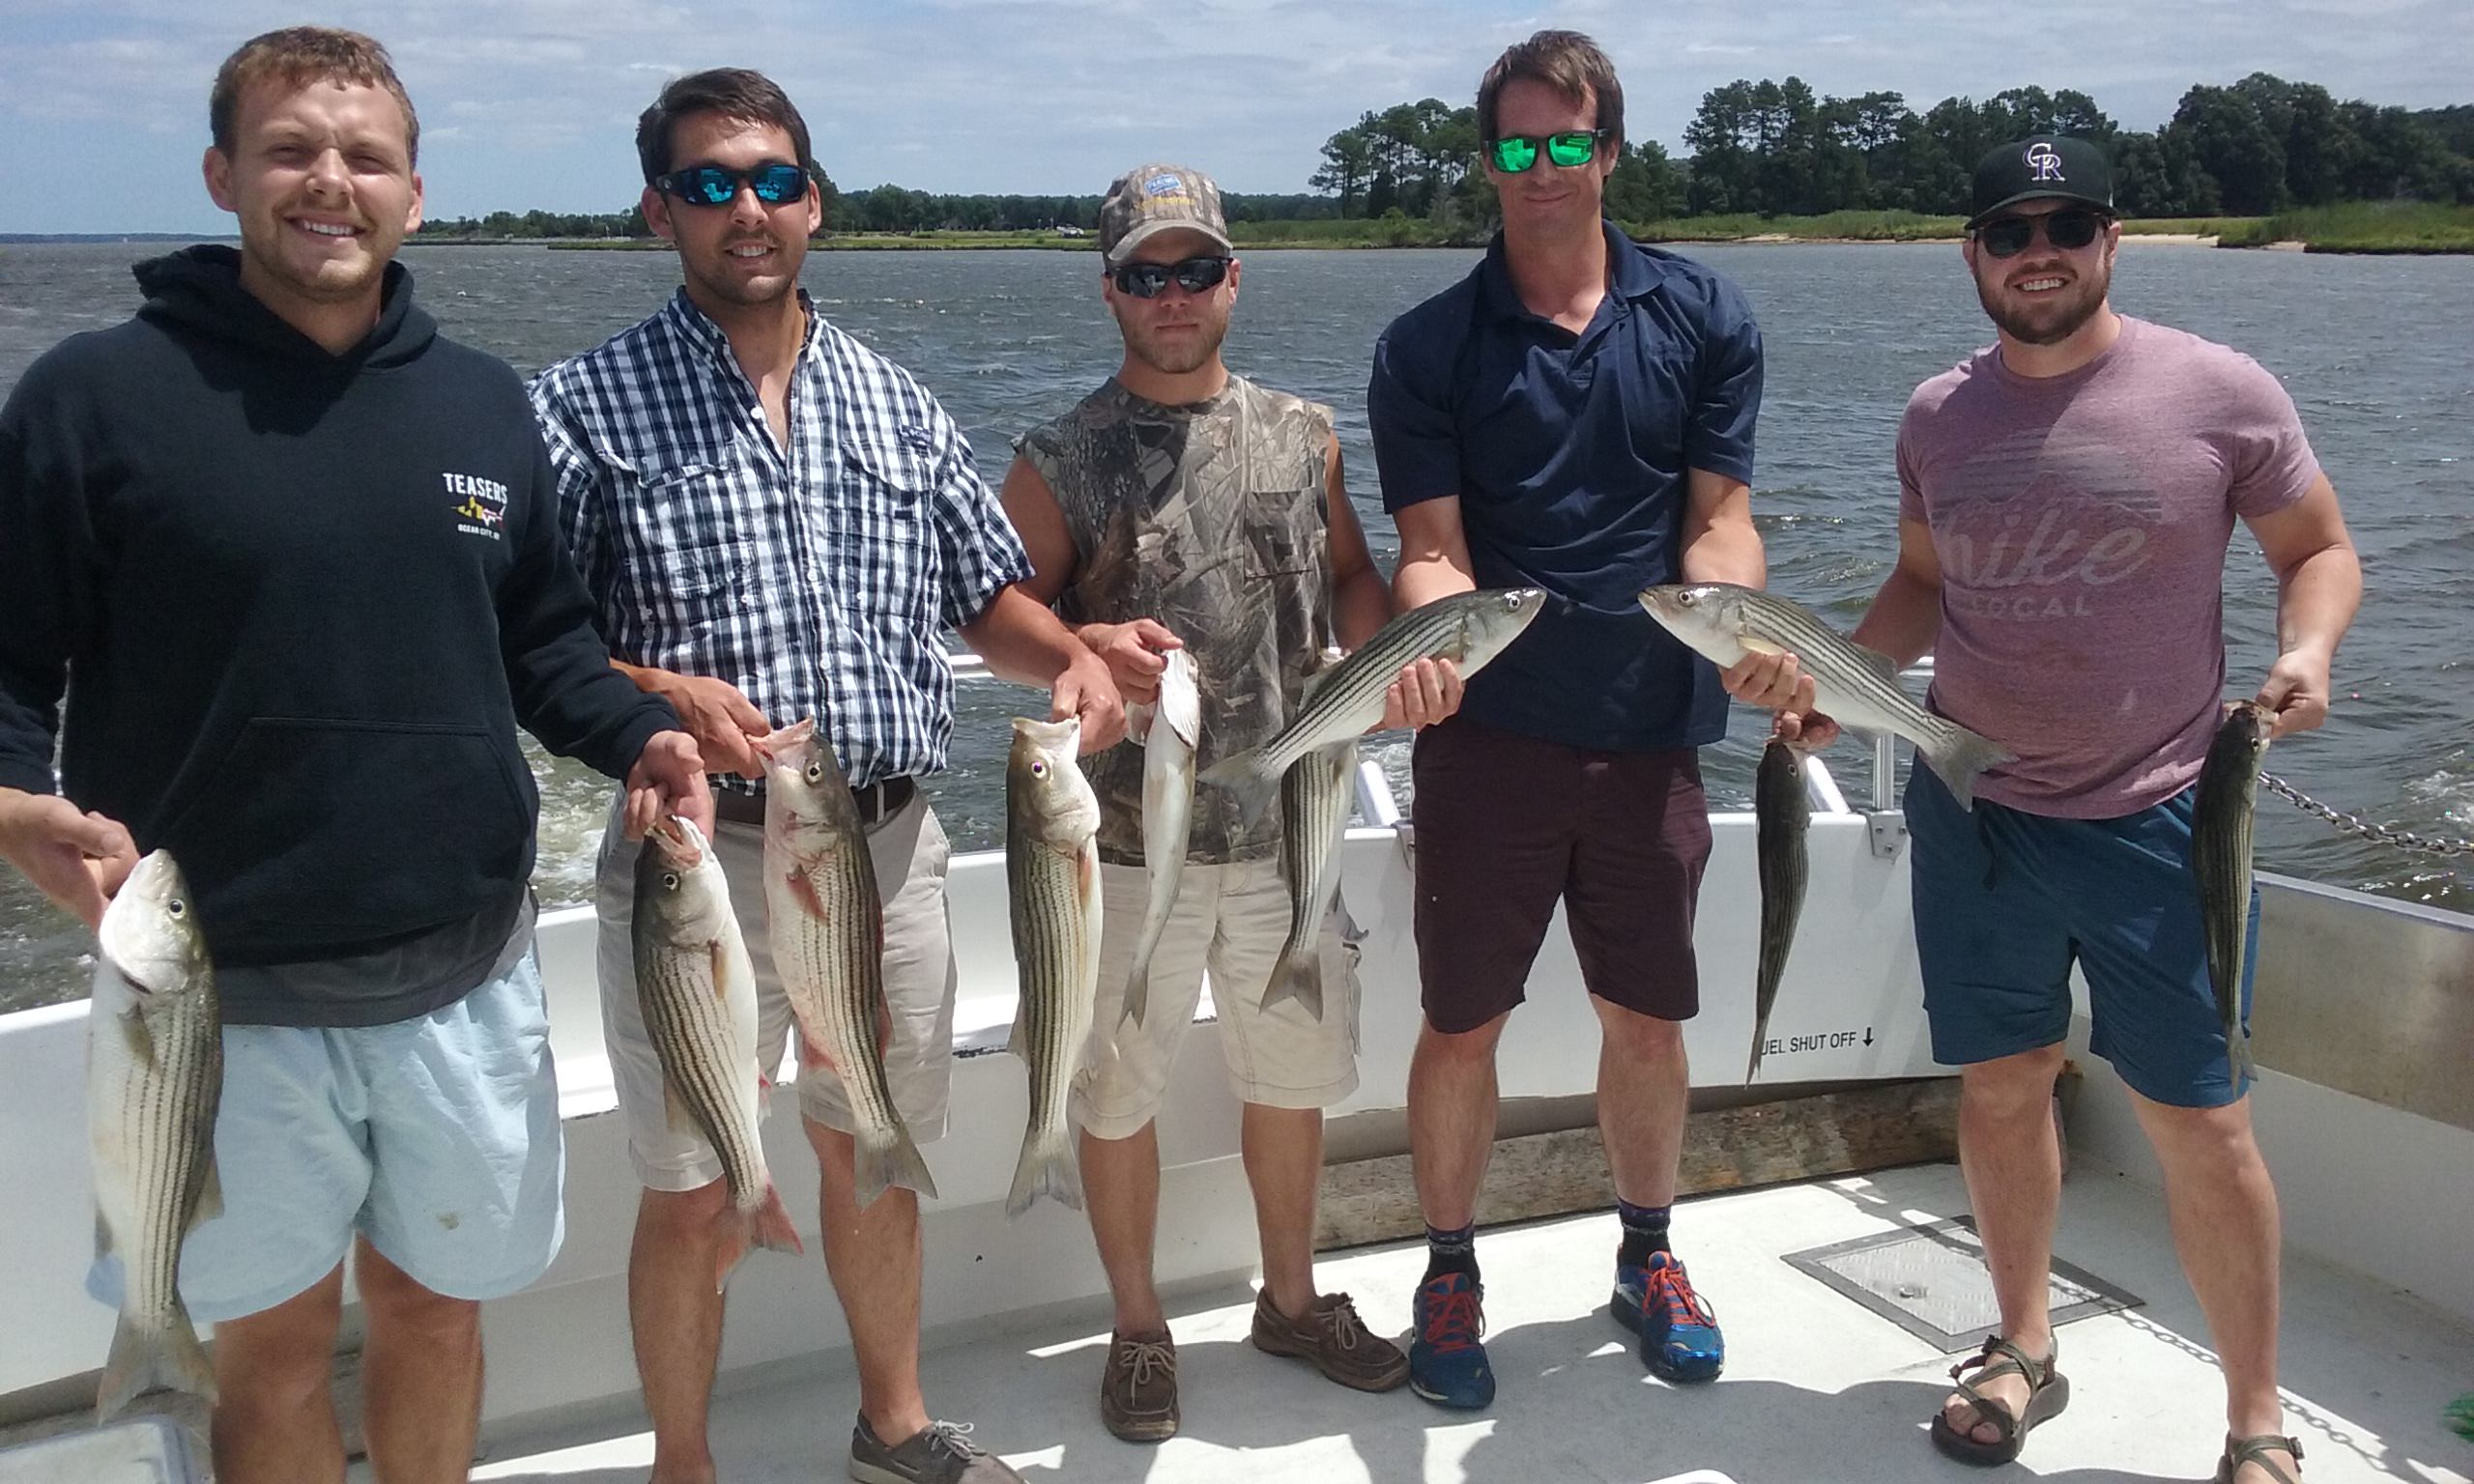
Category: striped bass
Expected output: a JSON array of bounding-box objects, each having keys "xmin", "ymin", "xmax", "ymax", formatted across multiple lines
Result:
[
  {"xmin": 1749, "ymin": 738, "xmax": 1810, "ymax": 1083},
  {"xmin": 759, "ymin": 720, "xmax": 937, "ymax": 1209},
  {"xmin": 1638, "ymin": 583, "xmax": 2011, "ymax": 810},
  {"xmin": 1197, "ymin": 587, "xmax": 1546, "ymax": 823},
  {"xmin": 1121, "ymin": 647, "xmax": 1199, "ymax": 1028},
  {"xmin": 634, "ymin": 816, "xmax": 804, "ymax": 1288},
  {"xmin": 89, "ymin": 849, "xmax": 220, "ymax": 1420},
  {"xmin": 2192, "ymin": 700, "xmax": 2273, "ymax": 1088},
  {"xmin": 1262, "ymin": 738, "xmax": 1356, "ymax": 1021},
  {"xmin": 1005, "ymin": 715, "xmax": 1102, "ymax": 1215}
]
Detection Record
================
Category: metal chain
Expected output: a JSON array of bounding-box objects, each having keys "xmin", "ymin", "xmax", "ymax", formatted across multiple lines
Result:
[{"xmin": 2258, "ymin": 772, "xmax": 2474, "ymax": 858}]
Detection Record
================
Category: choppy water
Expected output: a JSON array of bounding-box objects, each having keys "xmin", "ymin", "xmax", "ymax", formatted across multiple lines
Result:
[{"xmin": 2, "ymin": 240, "xmax": 2467, "ymax": 1011}]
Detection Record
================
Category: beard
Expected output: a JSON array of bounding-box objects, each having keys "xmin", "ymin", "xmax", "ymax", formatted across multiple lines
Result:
[
  {"xmin": 1117, "ymin": 305, "xmax": 1229, "ymax": 377},
  {"xmin": 1976, "ymin": 258, "xmax": 2112, "ymax": 347}
]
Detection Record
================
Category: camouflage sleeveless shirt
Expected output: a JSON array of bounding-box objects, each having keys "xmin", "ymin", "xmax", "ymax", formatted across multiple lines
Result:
[{"xmin": 1017, "ymin": 376, "xmax": 1335, "ymax": 867}]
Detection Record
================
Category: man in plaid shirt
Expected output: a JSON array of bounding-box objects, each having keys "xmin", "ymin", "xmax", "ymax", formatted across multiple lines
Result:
[{"xmin": 531, "ymin": 69, "xmax": 1118, "ymax": 1484}]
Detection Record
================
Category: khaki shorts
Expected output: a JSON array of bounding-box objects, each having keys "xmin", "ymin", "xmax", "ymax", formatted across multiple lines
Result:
[
  {"xmin": 1075, "ymin": 857, "xmax": 1361, "ymax": 1141},
  {"xmin": 593, "ymin": 789, "xmax": 957, "ymax": 1191}
]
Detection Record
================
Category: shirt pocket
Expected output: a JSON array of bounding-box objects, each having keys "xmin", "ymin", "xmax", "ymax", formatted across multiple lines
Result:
[
  {"xmin": 623, "ymin": 459, "xmax": 755, "ymax": 632},
  {"xmin": 1242, "ymin": 485, "xmax": 1322, "ymax": 580},
  {"xmin": 835, "ymin": 436, "xmax": 939, "ymax": 630}
]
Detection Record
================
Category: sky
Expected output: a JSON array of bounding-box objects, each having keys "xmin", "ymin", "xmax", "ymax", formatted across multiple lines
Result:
[{"xmin": 1, "ymin": 0, "xmax": 2467, "ymax": 236}]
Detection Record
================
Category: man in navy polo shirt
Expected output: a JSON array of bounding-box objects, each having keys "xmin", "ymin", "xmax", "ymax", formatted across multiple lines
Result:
[{"xmin": 1367, "ymin": 28, "xmax": 1767, "ymax": 1410}]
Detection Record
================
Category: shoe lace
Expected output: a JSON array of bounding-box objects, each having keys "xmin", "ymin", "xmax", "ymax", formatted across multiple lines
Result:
[
  {"xmin": 1650, "ymin": 1260, "xmax": 1717, "ymax": 1329},
  {"xmin": 1315, "ymin": 1296, "xmax": 1370, "ymax": 1351},
  {"xmin": 923, "ymin": 1420, "xmax": 985, "ymax": 1459},
  {"xmin": 1420, "ymin": 1284, "xmax": 1485, "ymax": 1353},
  {"xmin": 1118, "ymin": 1337, "xmax": 1175, "ymax": 1385}
]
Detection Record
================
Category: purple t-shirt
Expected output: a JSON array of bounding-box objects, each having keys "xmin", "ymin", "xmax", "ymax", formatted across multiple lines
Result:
[{"xmin": 1897, "ymin": 316, "xmax": 2321, "ymax": 817}]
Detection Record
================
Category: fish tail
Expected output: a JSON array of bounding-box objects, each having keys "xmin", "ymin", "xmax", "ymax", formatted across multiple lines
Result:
[
  {"xmin": 1197, "ymin": 749, "xmax": 1280, "ymax": 828},
  {"xmin": 1258, "ymin": 947, "xmax": 1325, "ymax": 1022},
  {"xmin": 709, "ymin": 1202, "xmax": 756, "ymax": 1293},
  {"xmin": 1746, "ymin": 1037, "xmax": 1766, "ymax": 1086},
  {"xmin": 2229, "ymin": 1032, "xmax": 2258, "ymax": 1094},
  {"xmin": 749, "ymin": 1183, "xmax": 805, "ymax": 1259},
  {"xmin": 854, "ymin": 1121, "xmax": 940, "ymax": 1208},
  {"xmin": 1005, "ymin": 1127, "xmax": 1084, "ymax": 1217},
  {"xmin": 1922, "ymin": 725, "xmax": 2012, "ymax": 812},
  {"xmin": 97, "ymin": 1305, "xmax": 216, "ymax": 1421}
]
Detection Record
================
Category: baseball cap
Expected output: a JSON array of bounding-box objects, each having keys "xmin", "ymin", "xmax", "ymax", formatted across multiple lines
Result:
[
  {"xmin": 1969, "ymin": 135, "xmax": 2115, "ymax": 228},
  {"xmin": 1098, "ymin": 164, "xmax": 1232, "ymax": 268}
]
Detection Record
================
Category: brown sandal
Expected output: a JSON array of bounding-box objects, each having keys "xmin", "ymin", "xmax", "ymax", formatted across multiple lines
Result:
[
  {"xmin": 2216, "ymin": 1434, "xmax": 2303, "ymax": 1484},
  {"xmin": 1928, "ymin": 1335, "xmax": 2069, "ymax": 1466}
]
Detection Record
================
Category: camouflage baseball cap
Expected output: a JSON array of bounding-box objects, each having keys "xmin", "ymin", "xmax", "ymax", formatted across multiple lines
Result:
[{"xmin": 1098, "ymin": 163, "xmax": 1232, "ymax": 268}]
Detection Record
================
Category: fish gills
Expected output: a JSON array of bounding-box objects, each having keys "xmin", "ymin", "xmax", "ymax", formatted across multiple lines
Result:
[
  {"xmin": 1006, "ymin": 716, "xmax": 1102, "ymax": 1215},
  {"xmin": 1638, "ymin": 583, "xmax": 2012, "ymax": 809},
  {"xmin": 1123, "ymin": 648, "xmax": 1200, "ymax": 1028},
  {"xmin": 634, "ymin": 817, "xmax": 805, "ymax": 1288},
  {"xmin": 1198, "ymin": 587, "xmax": 1546, "ymax": 825},
  {"xmin": 2192, "ymin": 700, "xmax": 2274, "ymax": 1089},
  {"xmin": 1263, "ymin": 740, "xmax": 1357, "ymax": 1021},
  {"xmin": 1749, "ymin": 739, "xmax": 1812, "ymax": 1082},
  {"xmin": 89, "ymin": 849, "xmax": 221, "ymax": 1420},
  {"xmin": 759, "ymin": 719, "xmax": 937, "ymax": 1208}
]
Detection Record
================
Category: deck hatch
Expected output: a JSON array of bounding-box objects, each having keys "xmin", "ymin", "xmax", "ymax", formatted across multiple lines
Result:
[{"xmin": 1782, "ymin": 1216, "xmax": 2142, "ymax": 1352}]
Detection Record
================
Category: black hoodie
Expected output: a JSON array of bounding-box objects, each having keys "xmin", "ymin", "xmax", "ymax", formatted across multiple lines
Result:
[{"xmin": 0, "ymin": 246, "xmax": 676, "ymax": 1017}]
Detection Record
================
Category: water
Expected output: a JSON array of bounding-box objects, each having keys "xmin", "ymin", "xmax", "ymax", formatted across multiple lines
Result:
[{"xmin": 2, "ymin": 240, "xmax": 2467, "ymax": 1011}]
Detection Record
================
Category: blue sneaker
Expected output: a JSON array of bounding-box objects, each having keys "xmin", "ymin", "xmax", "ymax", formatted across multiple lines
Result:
[
  {"xmin": 1407, "ymin": 1271, "xmax": 1494, "ymax": 1409},
  {"xmin": 1611, "ymin": 1251, "xmax": 1724, "ymax": 1382}
]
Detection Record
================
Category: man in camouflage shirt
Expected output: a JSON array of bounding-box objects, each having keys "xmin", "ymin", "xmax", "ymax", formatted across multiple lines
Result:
[{"xmin": 999, "ymin": 163, "xmax": 1459, "ymax": 1443}]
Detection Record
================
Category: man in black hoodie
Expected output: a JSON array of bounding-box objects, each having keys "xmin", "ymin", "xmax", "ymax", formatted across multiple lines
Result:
[{"xmin": 0, "ymin": 28, "xmax": 706, "ymax": 1484}]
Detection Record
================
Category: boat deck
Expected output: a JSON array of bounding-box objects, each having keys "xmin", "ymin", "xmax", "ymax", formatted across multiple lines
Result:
[{"xmin": 441, "ymin": 1160, "xmax": 2474, "ymax": 1484}]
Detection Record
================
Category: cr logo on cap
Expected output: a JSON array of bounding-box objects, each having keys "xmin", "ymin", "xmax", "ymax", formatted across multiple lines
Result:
[{"xmin": 2025, "ymin": 142, "xmax": 2065, "ymax": 183}]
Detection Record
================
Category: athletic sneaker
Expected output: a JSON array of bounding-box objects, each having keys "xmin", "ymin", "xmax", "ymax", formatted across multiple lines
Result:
[
  {"xmin": 1611, "ymin": 1251, "xmax": 1724, "ymax": 1382},
  {"xmin": 849, "ymin": 1416, "xmax": 1023, "ymax": 1483},
  {"xmin": 1407, "ymin": 1271, "xmax": 1494, "ymax": 1409}
]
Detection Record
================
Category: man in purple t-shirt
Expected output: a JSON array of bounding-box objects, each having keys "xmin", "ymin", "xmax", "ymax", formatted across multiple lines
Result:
[{"xmin": 1737, "ymin": 136, "xmax": 2359, "ymax": 1483}]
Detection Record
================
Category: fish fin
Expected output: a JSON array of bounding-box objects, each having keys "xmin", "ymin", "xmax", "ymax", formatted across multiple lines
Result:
[
  {"xmin": 783, "ymin": 869, "xmax": 831, "ymax": 923},
  {"xmin": 1740, "ymin": 636, "xmax": 1788, "ymax": 659},
  {"xmin": 1852, "ymin": 642, "xmax": 1899, "ymax": 681},
  {"xmin": 796, "ymin": 1031, "xmax": 838, "ymax": 1074},
  {"xmin": 187, "ymin": 1154, "xmax": 224, "ymax": 1231},
  {"xmin": 709, "ymin": 1207, "xmax": 751, "ymax": 1295},
  {"xmin": 116, "ymin": 1007, "xmax": 156, "ymax": 1071},
  {"xmin": 1159, "ymin": 652, "xmax": 1202, "ymax": 747},
  {"xmin": 1005, "ymin": 1127, "xmax": 1084, "ymax": 1217},
  {"xmin": 854, "ymin": 1122, "xmax": 939, "ymax": 1209},
  {"xmin": 1259, "ymin": 947, "xmax": 1325, "ymax": 1022},
  {"xmin": 661, "ymin": 1078, "xmax": 699, "ymax": 1136},
  {"xmin": 1920, "ymin": 724, "xmax": 2014, "ymax": 812},
  {"xmin": 1197, "ymin": 749, "xmax": 1280, "ymax": 829},
  {"xmin": 97, "ymin": 1303, "xmax": 216, "ymax": 1421},
  {"xmin": 94, "ymin": 1212, "xmax": 114, "ymax": 1259},
  {"xmin": 749, "ymin": 1183, "xmax": 805, "ymax": 1258},
  {"xmin": 1006, "ymin": 1009, "xmax": 1028, "ymax": 1061},
  {"xmin": 1120, "ymin": 957, "xmax": 1152, "ymax": 1028}
]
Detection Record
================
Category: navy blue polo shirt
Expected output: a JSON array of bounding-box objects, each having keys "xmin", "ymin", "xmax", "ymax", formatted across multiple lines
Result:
[{"xmin": 1367, "ymin": 220, "xmax": 1763, "ymax": 751}]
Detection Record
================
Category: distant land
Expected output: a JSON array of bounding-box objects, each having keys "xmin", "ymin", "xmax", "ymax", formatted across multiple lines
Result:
[{"xmin": 0, "ymin": 233, "xmax": 230, "ymax": 243}]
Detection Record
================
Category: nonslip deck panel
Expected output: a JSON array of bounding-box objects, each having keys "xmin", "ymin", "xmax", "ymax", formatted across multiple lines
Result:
[{"xmin": 1783, "ymin": 1215, "xmax": 2143, "ymax": 1352}]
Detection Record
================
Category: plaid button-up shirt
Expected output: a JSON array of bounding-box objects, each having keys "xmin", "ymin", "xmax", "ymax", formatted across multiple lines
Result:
[{"xmin": 531, "ymin": 289, "xmax": 1028, "ymax": 791}]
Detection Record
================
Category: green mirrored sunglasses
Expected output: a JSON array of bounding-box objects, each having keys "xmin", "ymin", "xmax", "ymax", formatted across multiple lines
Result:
[{"xmin": 1487, "ymin": 129, "xmax": 1609, "ymax": 173}]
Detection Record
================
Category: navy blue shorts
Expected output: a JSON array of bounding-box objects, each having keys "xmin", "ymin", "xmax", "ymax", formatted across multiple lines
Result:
[{"xmin": 1907, "ymin": 763, "xmax": 2259, "ymax": 1108}]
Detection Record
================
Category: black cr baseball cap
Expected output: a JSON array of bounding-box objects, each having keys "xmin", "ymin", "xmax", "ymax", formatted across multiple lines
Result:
[{"xmin": 1969, "ymin": 135, "xmax": 2115, "ymax": 228}]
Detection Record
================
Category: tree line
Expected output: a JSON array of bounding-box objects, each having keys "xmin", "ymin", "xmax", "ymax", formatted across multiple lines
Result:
[{"xmin": 417, "ymin": 72, "xmax": 2466, "ymax": 240}]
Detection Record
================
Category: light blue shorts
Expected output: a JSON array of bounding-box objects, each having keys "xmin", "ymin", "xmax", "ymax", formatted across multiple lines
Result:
[{"xmin": 87, "ymin": 950, "xmax": 564, "ymax": 1324}]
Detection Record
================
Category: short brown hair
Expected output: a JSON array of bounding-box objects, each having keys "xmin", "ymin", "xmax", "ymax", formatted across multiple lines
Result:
[
  {"xmin": 636, "ymin": 69, "xmax": 819, "ymax": 186},
  {"xmin": 210, "ymin": 27, "xmax": 419, "ymax": 165},
  {"xmin": 1477, "ymin": 29, "xmax": 1624, "ymax": 154}
]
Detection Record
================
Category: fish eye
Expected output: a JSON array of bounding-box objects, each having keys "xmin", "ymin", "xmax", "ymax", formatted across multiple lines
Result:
[
  {"xmin": 165, "ymin": 899, "xmax": 186, "ymax": 918},
  {"xmin": 1030, "ymin": 760, "xmax": 1048, "ymax": 778},
  {"xmin": 1677, "ymin": 591, "xmax": 1699, "ymax": 608},
  {"xmin": 661, "ymin": 870, "xmax": 679, "ymax": 890},
  {"xmin": 804, "ymin": 761, "xmax": 823, "ymax": 784}
]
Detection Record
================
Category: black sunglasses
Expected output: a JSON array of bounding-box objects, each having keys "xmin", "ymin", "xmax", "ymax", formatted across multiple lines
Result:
[
  {"xmin": 1110, "ymin": 255, "xmax": 1232, "ymax": 299},
  {"xmin": 655, "ymin": 162, "xmax": 810, "ymax": 208},
  {"xmin": 1975, "ymin": 208, "xmax": 2110, "ymax": 258}
]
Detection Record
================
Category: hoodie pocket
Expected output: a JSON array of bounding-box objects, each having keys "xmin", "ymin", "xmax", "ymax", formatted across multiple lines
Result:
[{"xmin": 163, "ymin": 718, "xmax": 536, "ymax": 948}]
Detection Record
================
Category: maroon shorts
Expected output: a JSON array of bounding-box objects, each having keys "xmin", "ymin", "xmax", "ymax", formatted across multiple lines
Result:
[{"xmin": 1410, "ymin": 717, "xmax": 1712, "ymax": 1034}]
